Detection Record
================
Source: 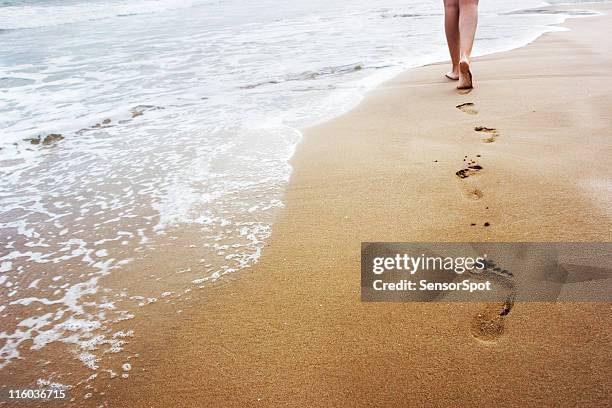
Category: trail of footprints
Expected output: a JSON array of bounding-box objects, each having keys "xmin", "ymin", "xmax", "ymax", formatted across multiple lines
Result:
[
  {"xmin": 454, "ymin": 102, "xmax": 514, "ymax": 342},
  {"xmin": 454, "ymin": 101, "xmax": 499, "ymax": 227}
]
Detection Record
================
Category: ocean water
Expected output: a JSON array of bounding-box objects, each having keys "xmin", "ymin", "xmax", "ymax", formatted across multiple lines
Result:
[{"xmin": 0, "ymin": 0, "xmax": 599, "ymax": 388}]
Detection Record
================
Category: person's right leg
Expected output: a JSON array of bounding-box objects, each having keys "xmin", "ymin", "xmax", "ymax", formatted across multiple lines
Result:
[
  {"xmin": 457, "ymin": 0, "xmax": 479, "ymax": 89},
  {"xmin": 443, "ymin": 0, "xmax": 460, "ymax": 80}
]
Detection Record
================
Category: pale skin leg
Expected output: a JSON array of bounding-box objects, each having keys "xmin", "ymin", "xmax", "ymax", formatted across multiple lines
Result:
[
  {"xmin": 443, "ymin": 0, "xmax": 461, "ymax": 80},
  {"xmin": 443, "ymin": 0, "xmax": 479, "ymax": 88}
]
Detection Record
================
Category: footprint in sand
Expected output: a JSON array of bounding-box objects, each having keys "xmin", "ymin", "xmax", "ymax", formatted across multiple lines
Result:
[
  {"xmin": 475, "ymin": 126, "xmax": 499, "ymax": 143},
  {"xmin": 455, "ymin": 153, "xmax": 485, "ymax": 200},
  {"xmin": 456, "ymin": 156, "xmax": 484, "ymax": 200},
  {"xmin": 456, "ymin": 156, "xmax": 483, "ymax": 179},
  {"xmin": 456, "ymin": 102, "xmax": 478, "ymax": 115},
  {"xmin": 469, "ymin": 260, "xmax": 516, "ymax": 342},
  {"xmin": 471, "ymin": 309, "xmax": 506, "ymax": 341}
]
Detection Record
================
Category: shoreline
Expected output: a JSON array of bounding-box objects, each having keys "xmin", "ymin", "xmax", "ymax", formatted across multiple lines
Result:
[
  {"xmin": 285, "ymin": 3, "xmax": 588, "ymax": 159},
  {"xmin": 97, "ymin": 2, "xmax": 612, "ymax": 407}
]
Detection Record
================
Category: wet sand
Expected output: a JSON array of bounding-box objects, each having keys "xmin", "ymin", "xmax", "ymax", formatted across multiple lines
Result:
[{"xmin": 100, "ymin": 4, "xmax": 612, "ymax": 407}]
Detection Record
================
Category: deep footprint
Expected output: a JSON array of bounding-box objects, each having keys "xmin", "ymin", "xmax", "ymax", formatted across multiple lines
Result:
[
  {"xmin": 456, "ymin": 102, "xmax": 478, "ymax": 115},
  {"xmin": 474, "ymin": 126, "xmax": 499, "ymax": 143},
  {"xmin": 471, "ymin": 310, "xmax": 505, "ymax": 342},
  {"xmin": 456, "ymin": 164, "xmax": 483, "ymax": 179},
  {"xmin": 471, "ymin": 298, "xmax": 514, "ymax": 341},
  {"xmin": 469, "ymin": 260, "xmax": 516, "ymax": 341}
]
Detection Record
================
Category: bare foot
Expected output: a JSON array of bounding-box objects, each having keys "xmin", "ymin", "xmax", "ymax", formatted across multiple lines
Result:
[
  {"xmin": 457, "ymin": 60, "xmax": 473, "ymax": 89},
  {"xmin": 445, "ymin": 65, "xmax": 459, "ymax": 80}
]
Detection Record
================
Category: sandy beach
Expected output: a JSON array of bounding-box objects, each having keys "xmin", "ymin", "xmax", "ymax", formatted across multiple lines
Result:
[{"xmin": 3, "ymin": 2, "xmax": 610, "ymax": 407}]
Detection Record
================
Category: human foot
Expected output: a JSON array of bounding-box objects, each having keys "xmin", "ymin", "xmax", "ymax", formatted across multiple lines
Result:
[
  {"xmin": 445, "ymin": 65, "xmax": 459, "ymax": 80},
  {"xmin": 457, "ymin": 60, "xmax": 473, "ymax": 89}
]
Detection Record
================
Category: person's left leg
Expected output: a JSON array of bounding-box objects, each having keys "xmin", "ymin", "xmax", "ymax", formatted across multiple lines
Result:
[
  {"xmin": 457, "ymin": 0, "xmax": 479, "ymax": 89},
  {"xmin": 443, "ymin": 0, "xmax": 461, "ymax": 80}
]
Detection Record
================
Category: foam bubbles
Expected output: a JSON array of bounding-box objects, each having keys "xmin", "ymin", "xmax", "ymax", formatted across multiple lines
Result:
[{"xmin": 0, "ymin": 0, "xmax": 196, "ymax": 30}]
